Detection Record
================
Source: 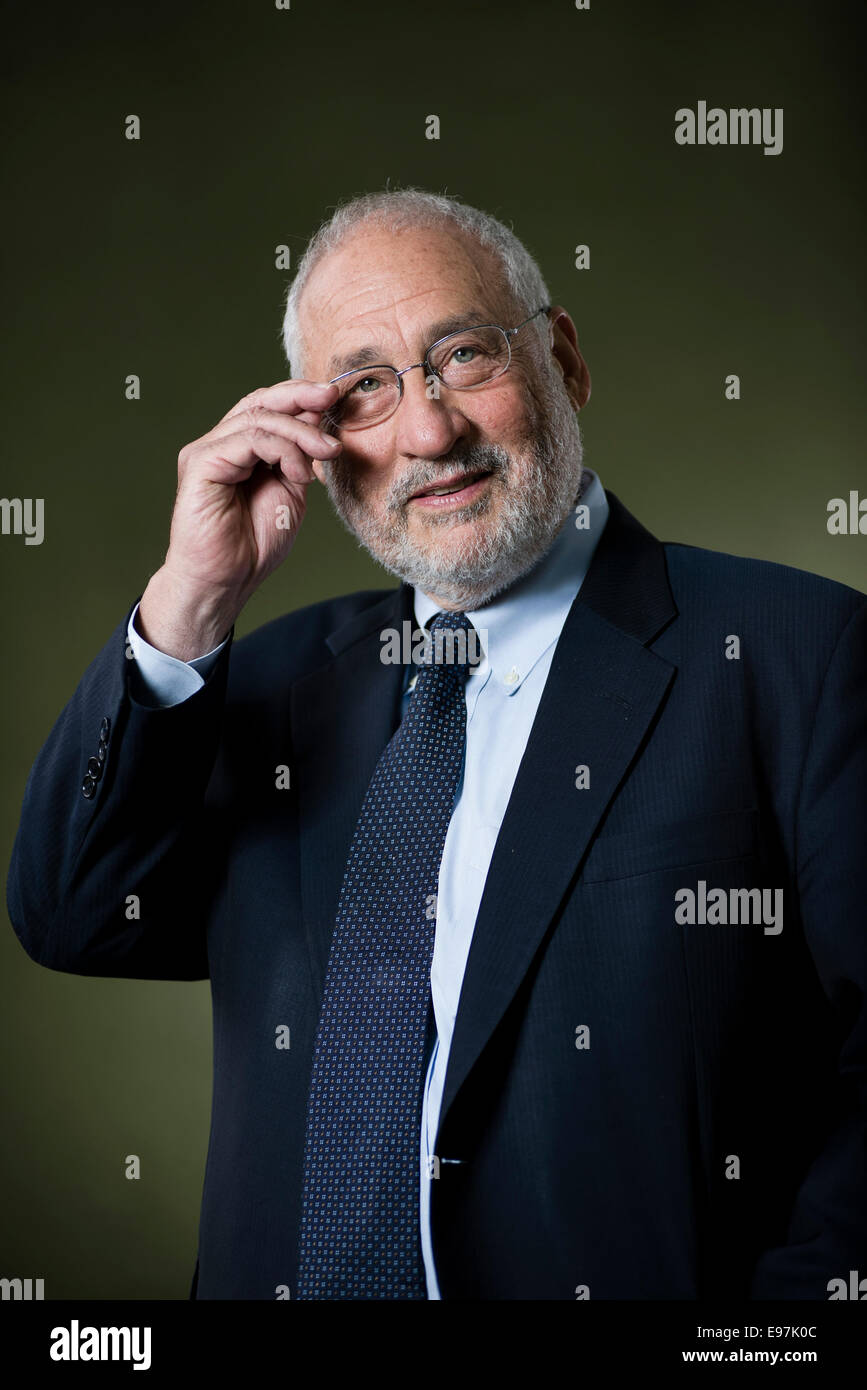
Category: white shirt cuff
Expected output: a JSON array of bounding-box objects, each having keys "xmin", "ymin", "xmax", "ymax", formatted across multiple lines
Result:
[{"xmin": 126, "ymin": 601, "xmax": 228, "ymax": 708}]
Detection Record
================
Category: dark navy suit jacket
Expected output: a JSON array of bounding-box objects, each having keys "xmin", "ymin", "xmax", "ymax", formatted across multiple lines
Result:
[{"xmin": 7, "ymin": 492, "xmax": 867, "ymax": 1299}]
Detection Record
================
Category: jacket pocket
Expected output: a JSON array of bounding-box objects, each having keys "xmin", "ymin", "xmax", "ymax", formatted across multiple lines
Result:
[{"xmin": 580, "ymin": 808, "xmax": 761, "ymax": 884}]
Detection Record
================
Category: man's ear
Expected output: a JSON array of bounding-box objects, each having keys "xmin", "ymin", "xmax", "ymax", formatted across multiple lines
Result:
[{"xmin": 548, "ymin": 306, "xmax": 591, "ymax": 410}]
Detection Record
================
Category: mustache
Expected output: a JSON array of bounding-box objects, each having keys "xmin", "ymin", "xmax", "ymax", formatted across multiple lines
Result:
[{"xmin": 386, "ymin": 442, "xmax": 511, "ymax": 511}]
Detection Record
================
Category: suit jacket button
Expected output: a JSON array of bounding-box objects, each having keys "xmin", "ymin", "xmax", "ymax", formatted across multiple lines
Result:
[
  {"xmin": 100, "ymin": 716, "xmax": 111, "ymax": 741},
  {"xmin": 87, "ymin": 756, "xmax": 102, "ymax": 779},
  {"xmin": 82, "ymin": 775, "xmax": 97, "ymax": 799},
  {"xmin": 96, "ymin": 742, "xmax": 107, "ymax": 764}
]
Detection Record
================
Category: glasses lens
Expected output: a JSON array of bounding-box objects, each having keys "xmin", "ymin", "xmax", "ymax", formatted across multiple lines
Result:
[
  {"xmin": 325, "ymin": 368, "xmax": 400, "ymax": 431},
  {"xmin": 430, "ymin": 325, "xmax": 510, "ymax": 388}
]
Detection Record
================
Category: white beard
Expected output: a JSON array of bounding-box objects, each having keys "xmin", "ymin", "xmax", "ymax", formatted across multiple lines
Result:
[{"xmin": 321, "ymin": 365, "xmax": 585, "ymax": 610}]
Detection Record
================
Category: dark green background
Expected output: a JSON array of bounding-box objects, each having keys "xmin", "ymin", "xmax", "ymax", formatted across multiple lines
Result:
[{"xmin": 2, "ymin": 0, "xmax": 864, "ymax": 1297}]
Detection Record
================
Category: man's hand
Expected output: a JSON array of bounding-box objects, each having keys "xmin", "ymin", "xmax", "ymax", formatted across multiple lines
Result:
[{"xmin": 137, "ymin": 379, "xmax": 341, "ymax": 661}]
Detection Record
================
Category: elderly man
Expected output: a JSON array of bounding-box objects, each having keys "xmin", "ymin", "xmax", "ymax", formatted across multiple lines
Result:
[{"xmin": 7, "ymin": 189, "xmax": 866, "ymax": 1301}]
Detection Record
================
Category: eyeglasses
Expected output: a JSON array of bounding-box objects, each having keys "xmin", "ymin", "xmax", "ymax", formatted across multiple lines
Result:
[{"xmin": 323, "ymin": 304, "xmax": 551, "ymax": 432}]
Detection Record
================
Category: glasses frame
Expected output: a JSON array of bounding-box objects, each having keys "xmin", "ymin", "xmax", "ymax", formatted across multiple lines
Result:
[{"xmin": 325, "ymin": 303, "xmax": 552, "ymax": 432}]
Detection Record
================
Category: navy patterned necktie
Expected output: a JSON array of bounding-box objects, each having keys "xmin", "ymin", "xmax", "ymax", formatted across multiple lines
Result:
[{"xmin": 296, "ymin": 609, "xmax": 476, "ymax": 1300}]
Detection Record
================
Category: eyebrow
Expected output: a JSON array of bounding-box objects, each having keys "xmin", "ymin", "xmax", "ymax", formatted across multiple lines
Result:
[{"xmin": 326, "ymin": 306, "xmax": 496, "ymax": 378}]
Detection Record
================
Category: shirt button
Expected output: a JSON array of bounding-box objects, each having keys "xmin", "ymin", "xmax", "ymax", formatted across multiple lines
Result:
[{"xmin": 503, "ymin": 666, "xmax": 520, "ymax": 686}]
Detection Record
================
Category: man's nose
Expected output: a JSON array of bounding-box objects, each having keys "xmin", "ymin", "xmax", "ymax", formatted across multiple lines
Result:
[{"xmin": 393, "ymin": 365, "xmax": 469, "ymax": 458}]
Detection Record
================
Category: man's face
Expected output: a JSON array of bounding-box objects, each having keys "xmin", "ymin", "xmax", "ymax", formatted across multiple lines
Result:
[{"xmin": 298, "ymin": 221, "xmax": 589, "ymax": 609}]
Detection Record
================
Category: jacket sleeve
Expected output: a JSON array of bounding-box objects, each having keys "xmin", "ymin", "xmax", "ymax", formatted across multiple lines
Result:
[
  {"xmin": 750, "ymin": 596, "xmax": 867, "ymax": 1298},
  {"xmin": 6, "ymin": 599, "xmax": 234, "ymax": 981}
]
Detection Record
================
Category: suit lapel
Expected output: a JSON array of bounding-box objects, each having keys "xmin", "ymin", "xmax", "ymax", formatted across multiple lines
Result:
[
  {"xmin": 290, "ymin": 582, "xmax": 413, "ymax": 995},
  {"xmin": 436, "ymin": 492, "xmax": 679, "ymax": 1132}
]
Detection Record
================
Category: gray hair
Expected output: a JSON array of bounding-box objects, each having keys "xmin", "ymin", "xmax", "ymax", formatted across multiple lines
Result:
[{"xmin": 279, "ymin": 186, "xmax": 552, "ymax": 375}]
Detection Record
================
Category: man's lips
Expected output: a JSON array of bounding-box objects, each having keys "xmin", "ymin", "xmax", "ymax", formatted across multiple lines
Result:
[{"xmin": 408, "ymin": 469, "xmax": 493, "ymax": 507}]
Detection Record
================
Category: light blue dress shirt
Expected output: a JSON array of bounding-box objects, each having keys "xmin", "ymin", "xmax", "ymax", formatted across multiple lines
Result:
[{"xmin": 126, "ymin": 467, "xmax": 609, "ymax": 1298}]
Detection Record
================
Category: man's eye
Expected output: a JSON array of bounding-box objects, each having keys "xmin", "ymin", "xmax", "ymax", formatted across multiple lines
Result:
[
  {"xmin": 350, "ymin": 376, "xmax": 382, "ymax": 394},
  {"xmin": 450, "ymin": 345, "xmax": 478, "ymax": 365}
]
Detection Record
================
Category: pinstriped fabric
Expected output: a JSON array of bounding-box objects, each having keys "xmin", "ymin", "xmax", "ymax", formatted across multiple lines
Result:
[{"xmin": 295, "ymin": 610, "xmax": 475, "ymax": 1300}]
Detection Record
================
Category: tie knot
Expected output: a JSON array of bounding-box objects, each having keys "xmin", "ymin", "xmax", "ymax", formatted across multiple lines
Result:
[
  {"xmin": 417, "ymin": 610, "xmax": 480, "ymax": 678},
  {"xmin": 429, "ymin": 609, "xmax": 473, "ymax": 636}
]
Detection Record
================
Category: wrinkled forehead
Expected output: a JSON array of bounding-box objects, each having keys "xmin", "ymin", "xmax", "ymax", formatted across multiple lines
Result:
[{"xmin": 297, "ymin": 221, "xmax": 516, "ymax": 373}]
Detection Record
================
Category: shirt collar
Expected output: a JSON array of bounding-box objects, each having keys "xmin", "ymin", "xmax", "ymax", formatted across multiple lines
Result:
[{"xmin": 412, "ymin": 467, "xmax": 609, "ymax": 696}]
